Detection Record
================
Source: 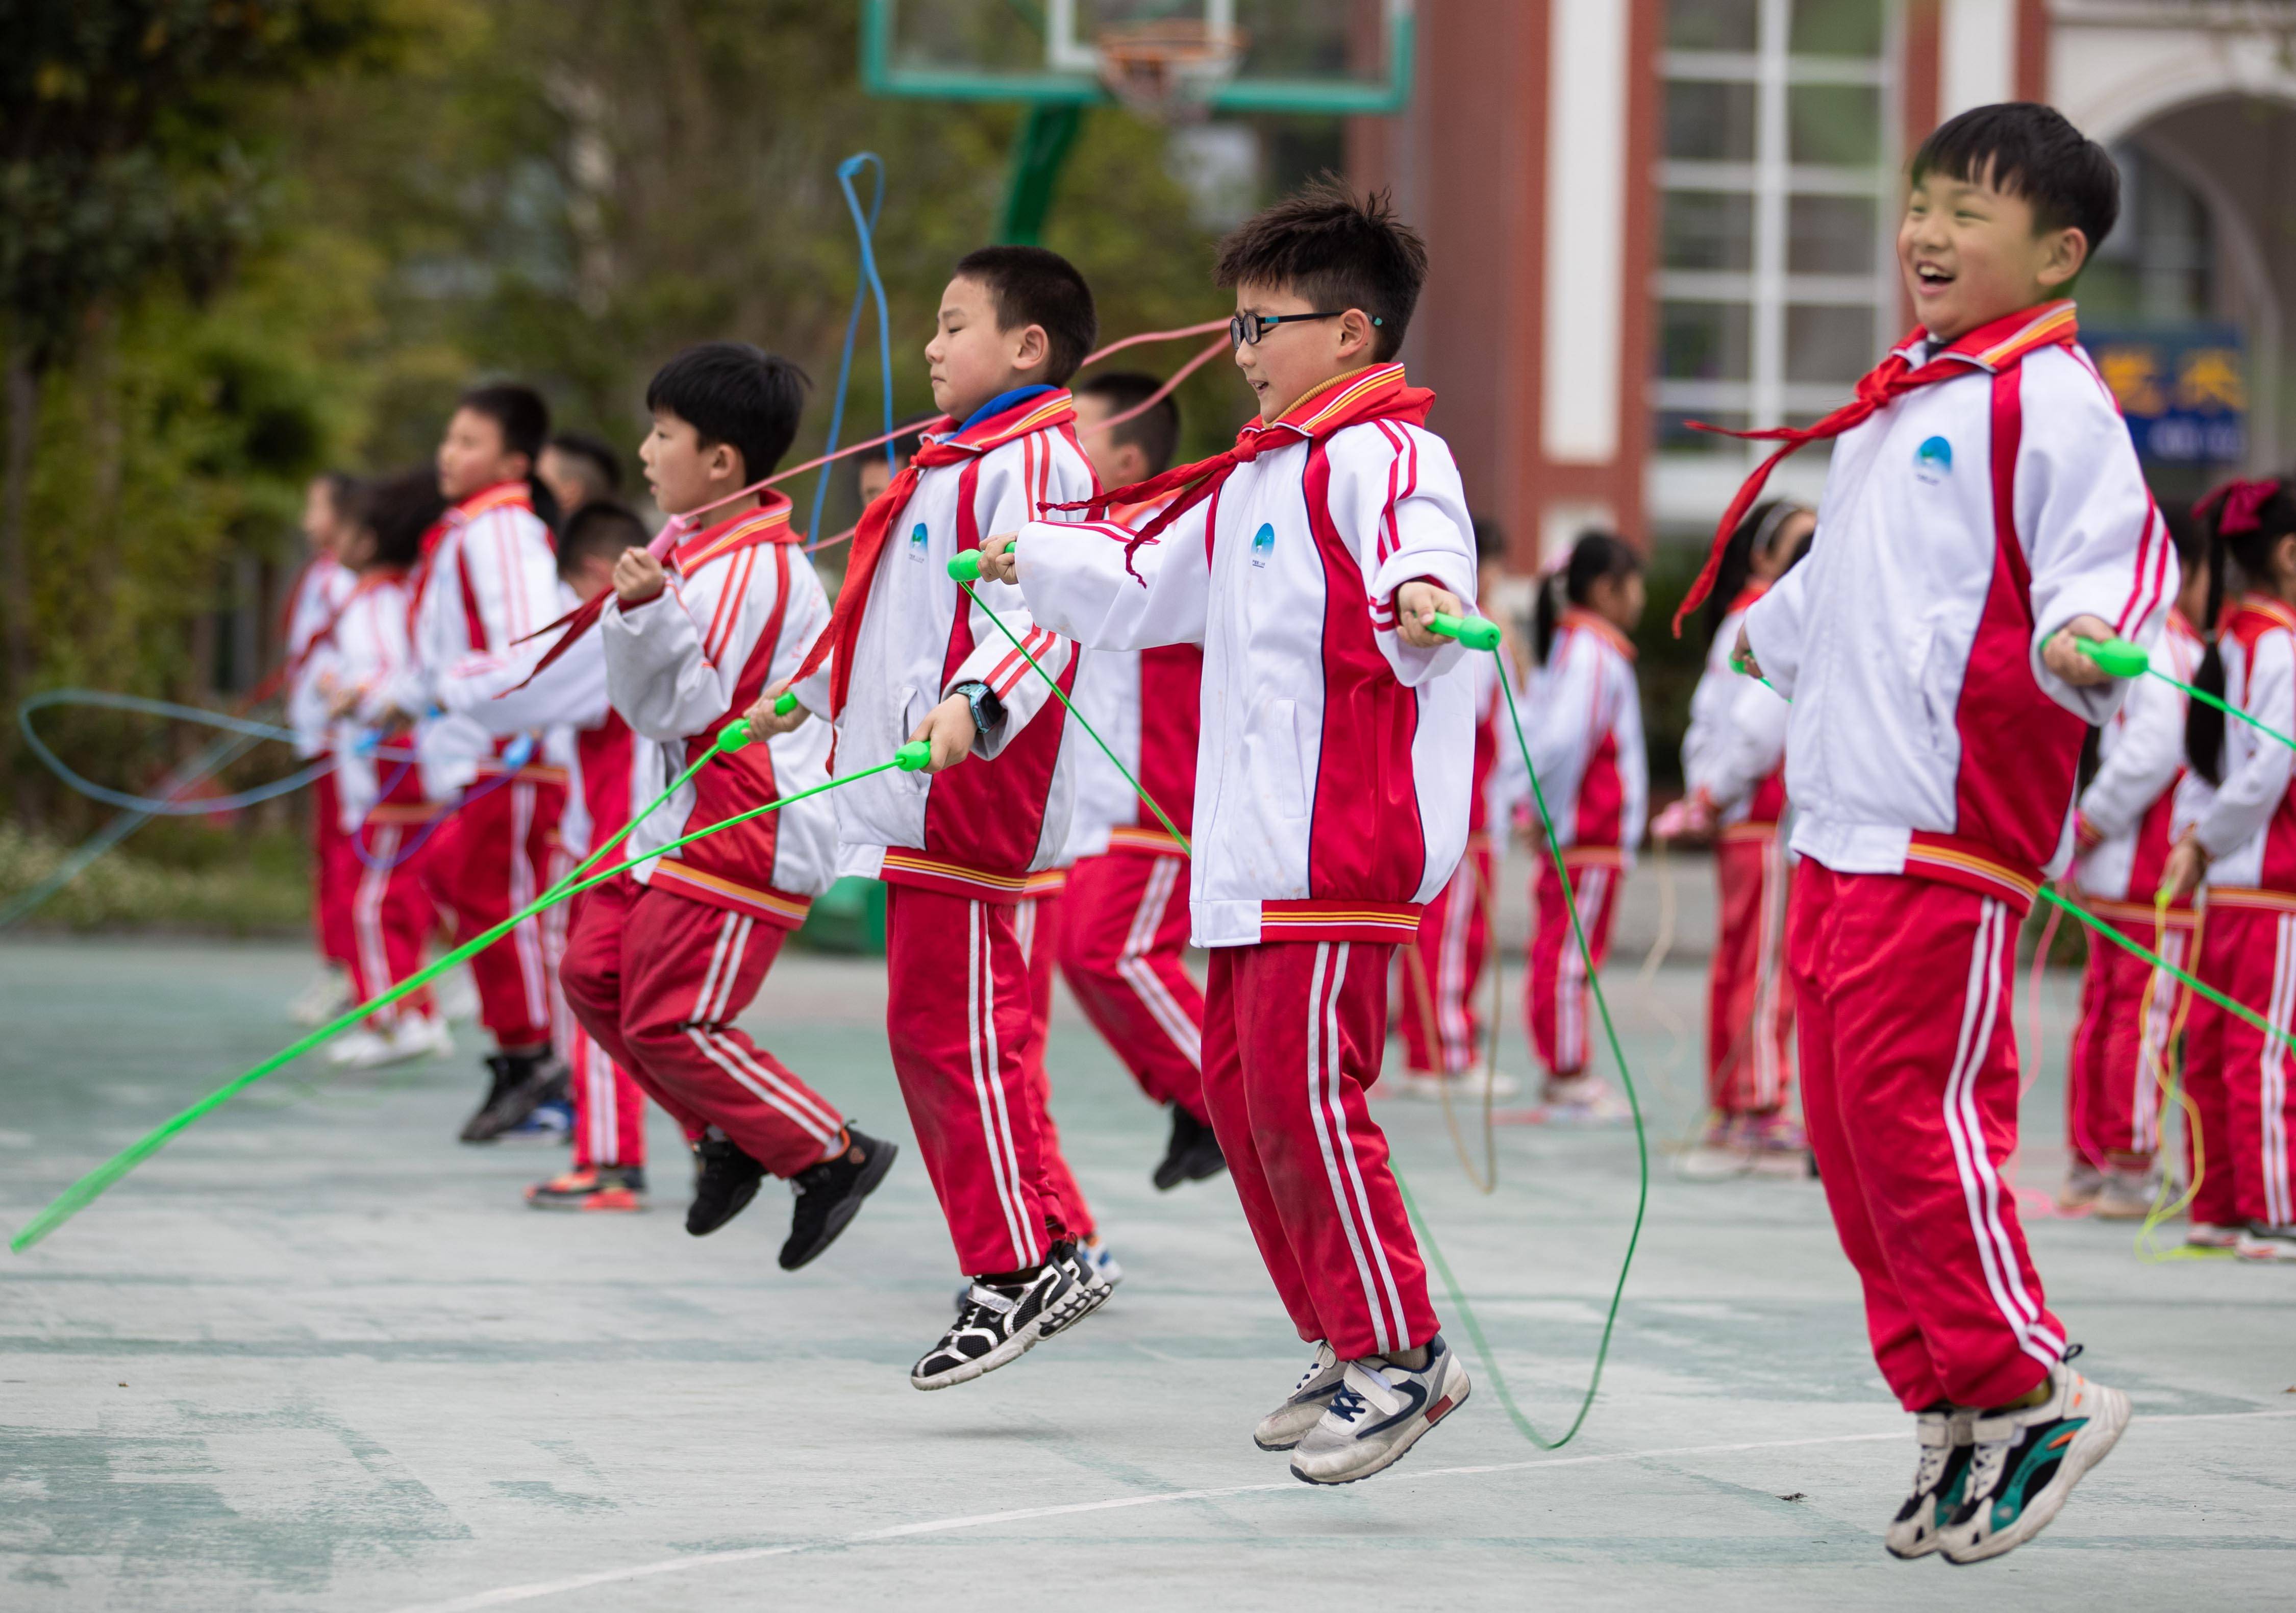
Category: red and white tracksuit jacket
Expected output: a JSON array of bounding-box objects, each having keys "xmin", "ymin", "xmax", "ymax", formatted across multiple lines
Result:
[
  {"xmin": 2181, "ymin": 595, "xmax": 2296, "ymax": 1229},
  {"xmin": 286, "ymin": 555, "xmax": 358, "ymax": 972},
  {"xmin": 787, "ymin": 391, "xmax": 1094, "ymax": 1274},
  {"xmin": 1017, "ymin": 367, "xmax": 1478, "ymax": 1360},
  {"xmin": 395, "ymin": 481, "xmax": 570, "ymax": 1051},
  {"xmin": 1399, "ymin": 652, "xmax": 1500, "ymax": 1077},
  {"xmin": 1743, "ymin": 308, "xmax": 2169, "ymax": 1408},
  {"xmin": 2067, "ymin": 610, "xmax": 2202, "ymax": 1172},
  {"xmin": 1683, "ymin": 588, "xmax": 1795, "ymax": 1115},
  {"xmin": 559, "ymin": 499, "xmax": 849, "ymax": 1181},
  {"xmin": 309, "ymin": 572, "xmax": 439, "ymax": 1032},
  {"xmin": 1509, "ymin": 609, "xmax": 1645, "ymax": 1079}
]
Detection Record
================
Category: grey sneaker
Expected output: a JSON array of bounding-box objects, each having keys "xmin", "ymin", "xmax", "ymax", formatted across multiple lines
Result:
[
  {"xmin": 1938, "ymin": 1367, "xmax": 2130, "ymax": 1565},
  {"xmin": 1884, "ymin": 1404, "xmax": 1976, "ymax": 1559},
  {"xmin": 1253, "ymin": 1343, "xmax": 1344, "ymax": 1452},
  {"xmin": 2055, "ymin": 1158, "xmax": 2105, "ymax": 1211},
  {"xmin": 2090, "ymin": 1167, "xmax": 2158, "ymax": 1222},
  {"xmin": 1289, "ymin": 1334, "xmax": 1471, "ymax": 1485},
  {"xmin": 2235, "ymin": 1223, "xmax": 2296, "ymax": 1261}
]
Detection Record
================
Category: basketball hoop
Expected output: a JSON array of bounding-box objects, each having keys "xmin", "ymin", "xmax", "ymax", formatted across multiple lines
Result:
[{"xmin": 1096, "ymin": 20, "xmax": 1247, "ymax": 123}]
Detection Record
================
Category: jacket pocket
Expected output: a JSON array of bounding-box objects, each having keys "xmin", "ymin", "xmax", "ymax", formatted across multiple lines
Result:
[{"xmin": 1246, "ymin": 697, "xmax": 1309, "ymax": 820}]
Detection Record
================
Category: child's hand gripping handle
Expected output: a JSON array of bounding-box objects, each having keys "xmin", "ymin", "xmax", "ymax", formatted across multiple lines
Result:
[
  {"xmin": 1428, "ymin": 612, "xmax": 1503, "ymax": 652},
  {"xmin": 2073, "ymin": 637, "xmax": 2151, "ymax": 679}
]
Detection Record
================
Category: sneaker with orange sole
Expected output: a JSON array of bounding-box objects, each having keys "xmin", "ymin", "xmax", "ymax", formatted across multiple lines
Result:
[{"xmin": 527, "ymin": 1164, "xmax": 648, "ymax": 1212}]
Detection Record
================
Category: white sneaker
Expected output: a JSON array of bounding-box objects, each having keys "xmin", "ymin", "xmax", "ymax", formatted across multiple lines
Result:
[
  {"xmin": 1937, "ymin": 1366, "xmax": 2130, "ymax": 1565},
  {"xmin": 434, "ymin": 965, "xmax": 480, "ymax": 1024},
  {"xmin": 1884, "ymin": 1404, "xmax": 1975, "ymax": 1558},
  {"xmin": 1406, "ymin": 1065, "xmax": 1521, "ymax": 1103},
  {"xmin": 1079, "ymin": 1236, "xmax": 1124, "ymax": 1289},
  {"xmin": 2235, "ymin": 1224, "xmax": 2296, "ymax": 1261},
  {"xmin": 288, "ymin": 967, "xmax": 352, "ymax": 1026},
  {"xmin": 1289, "ymin": 1335, "xmax": 1471, "ymax": 1485},
  {"xmin": 2187, "ymin": 1222, "xmax": 2243, "ymax": 1250},
  {"xmin": 1253, "ymin": 1342, "xmax": 1345, "ymax": 1452},
  {"xmin": 389, "ymin": 1013, "xmax": 453, "ymax": 1062},
  {"xmin": 1540, "ymin": 1074, "xmax": 1630, "ymax": 1124},
  {"xmin": 327, "ymin": 1028, "xmax": 412, "ymax": 1069}
]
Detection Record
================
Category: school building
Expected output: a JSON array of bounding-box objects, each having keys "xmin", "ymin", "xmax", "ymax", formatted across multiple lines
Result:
[{"xmin": 1351, "ymin": 1, "xmax": 2295, "ymax": 565}]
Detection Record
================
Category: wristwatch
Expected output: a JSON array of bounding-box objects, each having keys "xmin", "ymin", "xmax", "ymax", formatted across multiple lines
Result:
[{"xmin": 951, "ymin": 679, "xmax": 1005, "ymax": 737}]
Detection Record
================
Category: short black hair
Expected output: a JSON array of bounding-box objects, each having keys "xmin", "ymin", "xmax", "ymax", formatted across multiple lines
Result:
[
  {"xmin": 364, "ymin": 467, "xmax": 447, "ymax": 571},
  {"xmin": 644, "ymin": 342, "xmax": 809, "ymax": 486},
  {"xmin": 953, "ymin": 245, "xmax": 1099, "ymax": 385},
  {"xmin": 547, "ymin": 431, "xmax": 623, "ymax": 498},
  {"xmin": 1216, "ymin": 178, "xmax": 1428, "ymax": 362},
  {"xmin": 558, "ymin": 500, "xmax": 650, "ymax": 579},
  {"xmin": 1910, "ymin": 103, "xmax": 2119, "ymax": 254},
  {"xmin": 1470, "ymin": 514, "xmax": 1506, "ymax": 566},
  {"xmin": 314, "ymin": 470, "xmax": 360, "ymax": 517},
  {"xmin": 457, "ymin": 383, "xmax": 551, "ymax": 466},
  {"xmin": 1075, "ymin": 370, "xmax": 1180, "ymax": 476}
]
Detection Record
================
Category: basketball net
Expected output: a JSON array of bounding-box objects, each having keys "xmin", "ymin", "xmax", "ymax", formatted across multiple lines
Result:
[{"xmin": 1096, "ymin": 20, "xmax": 1246, "ymax": 123}]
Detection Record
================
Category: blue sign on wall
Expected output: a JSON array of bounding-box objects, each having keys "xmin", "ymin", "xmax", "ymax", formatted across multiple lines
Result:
[{"xmin": 2084, "ymin": 325, "xmax": 2246, "ymax": 466}]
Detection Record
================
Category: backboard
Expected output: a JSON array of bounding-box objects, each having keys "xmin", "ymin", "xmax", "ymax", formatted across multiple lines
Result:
[{"xmin": 861, "ymin": 0, "xmax": 1417, "ymax": 118}]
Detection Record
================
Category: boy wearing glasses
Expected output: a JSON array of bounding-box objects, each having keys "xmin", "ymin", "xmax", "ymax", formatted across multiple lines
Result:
[{"xmin": 977, "ymin": 182, "xmax": 1482, "ymax": 1486}]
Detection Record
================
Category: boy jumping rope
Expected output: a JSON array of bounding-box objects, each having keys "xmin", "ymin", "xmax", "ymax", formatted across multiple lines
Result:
[
  {"xmin": 1714, "ymin": 105, "xmax": 2160, "ymax": 1564},
  {"xmin": 977, "ymin": 182, "xmax": 1480, "ymax": 1485},
  {"xmin": 750, "ymin": 247, "xmax": 1113, "ymax": 1388}
]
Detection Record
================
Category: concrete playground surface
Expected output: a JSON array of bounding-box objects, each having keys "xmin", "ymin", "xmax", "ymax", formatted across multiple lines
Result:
[{"xmin": 2, "ymin": 927, "xmax": 2291, "ymax": 1611}]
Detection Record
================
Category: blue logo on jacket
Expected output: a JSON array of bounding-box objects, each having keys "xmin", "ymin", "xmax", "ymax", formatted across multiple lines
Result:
[
  {"xmin": 908, "ymin": 522, "xmax": 928, "ymax": 560},
  {"xmin": 1914, "ymin": 436, "xmax": 1953, "ymax": 483},
  {"xmin": 1250, "ymin": 522, "xmax": 1275, "ymax": 568}
]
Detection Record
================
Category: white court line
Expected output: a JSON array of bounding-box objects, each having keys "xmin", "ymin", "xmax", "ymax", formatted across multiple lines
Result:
[{"xmin": 380, "ymin": 1409, "xmax": 2296, "ymax": 1613}]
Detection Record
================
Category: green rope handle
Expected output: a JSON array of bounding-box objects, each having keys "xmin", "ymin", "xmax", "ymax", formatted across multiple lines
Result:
[
  {"xmin": 2073, "ymin": 635, "xmax": 2296, "ymax": 754},
  {"xmin": 9, "ymin": 734, "xmax": 932, "ymax": 1253}
]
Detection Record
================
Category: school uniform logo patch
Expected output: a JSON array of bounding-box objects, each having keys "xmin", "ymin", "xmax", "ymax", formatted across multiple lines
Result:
[
  {"xmin": 908, "ymin": 522, "xmax": 928, "ymax": 561},
  {"xmin": 1914, "ymin": 436, "xmax": 1953, "ymax": 483},
  {"xmin": 1251, "ymin": 522, "xmax": 1275, "ymax": 568}
]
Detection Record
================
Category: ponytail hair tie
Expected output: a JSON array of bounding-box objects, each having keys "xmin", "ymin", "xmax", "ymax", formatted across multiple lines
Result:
[{"xmin": 2197, "ymin": 478, "xmax": 2283, "ymax": 537}]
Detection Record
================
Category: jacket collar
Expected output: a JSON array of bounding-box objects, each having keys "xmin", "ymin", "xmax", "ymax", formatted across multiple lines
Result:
[
  {"xmin": 670, "ymin": 492, "xmax": 797, "ymax": 572},
  {"xmin": 1889, "ymin": 300, "xmax": 2079, "ymax": 374}
]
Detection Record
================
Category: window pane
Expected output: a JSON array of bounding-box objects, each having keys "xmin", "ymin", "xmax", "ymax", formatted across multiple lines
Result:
[
  {"xmin": 1662, "ymin": 191, "xmax": 1756, "ymax": 271},
  {"xmin": 1790, "ymin": 0, "xmax": 1884, "ymax": 57},
  {"xmin": 1788, "ymin": 193, "xmax": 1878, "ymax": 275},
  {"xmin": 1655, "ymin": 410, "xmax": 1751, "ymax": 455},
  {"xmin": 1659, "ymin": 301, "xmax": 1753, "ymax": 382},
  {"xmin": 1789, "ymin": 84, "xmax": 1881, "ymax": 166},
  {"xmin": 1786, "ymin": 304, "xmax": 1878, "ymax": 384},
  {"xmin": 1668, "ymin": 0, "xmax": 1758, "ymax": 51},
  {"xmin": 1667, "ymin": 79, "xmax": 1758, "ymax": 162}
]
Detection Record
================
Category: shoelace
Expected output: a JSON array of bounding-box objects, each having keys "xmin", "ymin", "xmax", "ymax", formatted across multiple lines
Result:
[{"xmin": 1327, "ymin": 1385, "xmax": 1369, "ymax": 1424}]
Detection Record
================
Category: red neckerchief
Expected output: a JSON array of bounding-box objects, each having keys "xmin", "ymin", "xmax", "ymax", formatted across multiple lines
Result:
[
  {"xmin": 1723, "ymin": 579, "xmax": 1769, "ymax": 617},
  {"xmin": 1672, "ymin": 301, "xmax": 2081, "ymax": 634},
  {"xmin": 505, "ymin": 492, "xmax": 799, "ymax": 693},
  {"xmin": 1051, "ymin": 363, "xmax": 1434, "ymax": 582},
  {"xmin": 789, "ymin": 388, "xmax": 1078, "ymax": 718},
  {"xmin": 407, "ymin": 481, "xmax": 530, "ymax": 618},
  {"xmin": 1562, "ymin": 607, "xmax": 1637, "ymax": 661}
]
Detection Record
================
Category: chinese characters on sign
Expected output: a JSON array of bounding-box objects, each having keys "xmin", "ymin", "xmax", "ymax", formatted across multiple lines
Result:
[{"xmin": 2086, "ymin": 326, "xmax": 2247, "ymax": 466}]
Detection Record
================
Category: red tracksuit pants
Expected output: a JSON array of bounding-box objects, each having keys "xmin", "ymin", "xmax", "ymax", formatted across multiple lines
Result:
[
  {"xmin": 1400, "ymin": 841, "xmax": 1492, "ymax": 1077},
  {"xmin": 1708, "ymin": 829, "xmax": 1796, "ymax": 1115},
  {"xmin": 326, "ymin": 817, "xmax": 438, "ymax": 1029},
  {"xmin": 559, "ymin": 876, "xmax": 843, "ymax": 1178},
  {"xmin": 1015, "ymin": 890, "xmax": 1094, "ymax": 1242},
  {"xmin": 1528, "ymin": 854, "xmax": 1621, "ymax": 1078},
  {"xmin": 1057, "ymin": 850, "xmax": 1209, "ymax": 1119},
  {"xmin": 541, "ymin": 856, "xmax": 651, "ymax": 1170},
  {"xmin": 1204, "ymin": 940, "xmax": 1438, "ymax": 1361},
  {"xmin": 1790, "ymin": 864, "xmax": 2063, "ymax": 1410},
  {"xmin": 886, "ymin": 884, "xmax": 1071, "ymax": 1274},
  {"xmin": 2064, "ymin": 907, "xmax": 2187, "ymax": 1173},
  {"xmin": 420, "ymin": 776, "xmax": 565, "ymax": 1049},
  {"xmin": 310, "ymin": 765, "xmax": 356, "ymax": 971},
  {"xmin": 2181, "ymin": 897, "xmax": 2296, "ymax": 1228}
]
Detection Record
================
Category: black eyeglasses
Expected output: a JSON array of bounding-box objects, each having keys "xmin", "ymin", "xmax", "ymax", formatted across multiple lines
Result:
[{"xmin": 1229, "ymin": 310, "xmax": 1385, "ymax": 346}]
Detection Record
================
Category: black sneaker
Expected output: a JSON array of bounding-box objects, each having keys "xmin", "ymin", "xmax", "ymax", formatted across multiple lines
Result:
[
  {"xmin": 687, "ymin": 1132, "xmax": 767, "ymax": 1236},
  {"xmin": 459, "ymin": 1049, "xmax": 564, "ymax": 1143},
  {"xmin": 910, "ymin": 1258, "xmax": 1086, "ymax": 1391},
  {"xmin": 1153, "ymin": 1103, "xmax": 1227, "ymax": 1191},
  {"xmin": 1039, "ymin": 1238, "xmax": 1113, "ymax": 1335},
  {"xmin": 779, "ymin": 1127, "xmax": 898, "ymax": 1270}
]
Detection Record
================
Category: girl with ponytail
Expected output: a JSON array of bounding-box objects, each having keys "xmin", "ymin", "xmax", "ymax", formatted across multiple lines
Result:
[
  {"xmin": 2161, "ymin": 477, "xmax": 2296, "ymax": 1257},
  {"xmin": 1669, "ymin": 500, "xmax": 1815, "ymax": 1165},
  {"xmin": 1503, "ymin": 530, "xmax": 1646, "ymax": 1116},
  {"xmin": 2059, "ymin": 502, "xmax": 2211, "ymax": 1217}
]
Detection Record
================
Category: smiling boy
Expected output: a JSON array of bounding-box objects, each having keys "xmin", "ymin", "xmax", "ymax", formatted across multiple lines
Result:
[
  {"xmin": 746, "ymin": 247, "xmax": 1111, "ymax": 1390},
  {"xmin": 1694, "ymin": 104, "xmax": 2164, "ymax": 1564},
  {"xmin": 976, "ymin": 182, "xmax": 1480, "ymax": 1486}
]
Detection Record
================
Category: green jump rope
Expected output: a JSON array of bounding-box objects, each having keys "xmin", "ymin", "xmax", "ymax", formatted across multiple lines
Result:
[
  {"xmin": 10, "ymin": 722, "xmax": 933, "ymax": 1254},
  {"xmin": 948, "ymin": 552, "xmax": 1648, "ymax": 1451}
]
